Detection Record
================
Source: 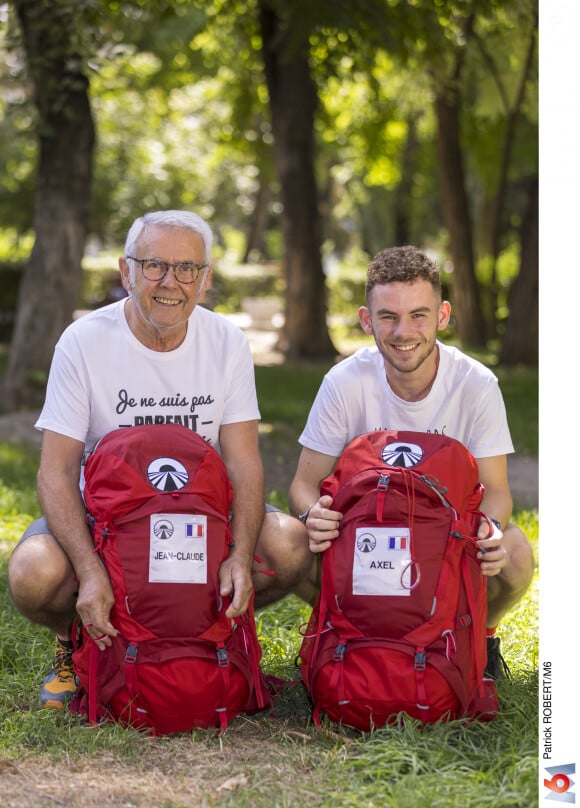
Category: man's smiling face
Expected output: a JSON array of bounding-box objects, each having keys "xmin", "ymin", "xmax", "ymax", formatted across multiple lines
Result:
[
  {"xmin": 119, "ymin": 224, "xmax": 208, "ymax": 349},
  {"xmin": 358, "ymin": 279, "xmax": 451, "ymax": 376}
]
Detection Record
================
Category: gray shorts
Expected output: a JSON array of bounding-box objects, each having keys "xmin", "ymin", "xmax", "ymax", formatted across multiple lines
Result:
[
  {"xmin": 18, "ymin": 515, "xmax": 50, "ymax": 544},
  {"xmin": 18, "ymin": 505, "xmax": 281, "ymax": 546}
]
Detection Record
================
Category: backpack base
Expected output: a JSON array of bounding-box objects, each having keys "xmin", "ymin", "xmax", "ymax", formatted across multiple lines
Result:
[
  {"xmin": 308, "ymin": 643, "xmax": 498, "ymax": 732},
  {"xmin": 71, "ymin": 628, "xmax": 270, "ymax": 735}
]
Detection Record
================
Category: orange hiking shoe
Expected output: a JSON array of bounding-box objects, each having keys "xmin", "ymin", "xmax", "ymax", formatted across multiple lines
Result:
[{"xmin": 40, "ymin": 637, "xmax": 77, "ymax": 709}]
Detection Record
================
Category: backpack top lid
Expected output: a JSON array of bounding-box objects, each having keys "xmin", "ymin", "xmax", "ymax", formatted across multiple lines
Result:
[
  {"xmin": 83, "ymin": 423, "xmax": 232, "ymax": 522},
  {"xmin": 321, "ymin": 430, "xmax": 483, "ymax": 514}
]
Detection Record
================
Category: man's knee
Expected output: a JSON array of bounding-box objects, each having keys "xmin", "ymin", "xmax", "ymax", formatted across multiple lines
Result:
[
  {"xmin": 8, "ymin": 533, "xmax": 76, "ymax": 612},
  {"xmin": 254, "ymin": 510, "xmax": 311, "ymax": 589},
  {"xmin": 503, "ymin": 523, "xmax": 536, "ymax": 588}
]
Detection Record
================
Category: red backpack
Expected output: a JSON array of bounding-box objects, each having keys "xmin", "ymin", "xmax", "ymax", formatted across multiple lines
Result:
[
  {"xmin": 70, "ymin": 423, "xmax": 271, "ymax": 735},
  {"xmin": 299, "ymin": 430, "xmax": 499, "ymax": 731}
]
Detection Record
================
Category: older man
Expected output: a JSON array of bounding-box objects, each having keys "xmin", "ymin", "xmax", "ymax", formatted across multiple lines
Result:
[{"xmin": 9, "ymin": 210, "xmax": 310, "ymax": 708}]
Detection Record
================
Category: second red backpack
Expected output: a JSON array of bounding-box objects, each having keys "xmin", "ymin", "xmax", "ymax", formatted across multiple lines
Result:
[
  {"xmin": 70, "ymin": 423, "xmax": 271, "ymax": 735},
  {"xmin": 299, "ymin": 430, "xmax": 498, "ymax": 731}
]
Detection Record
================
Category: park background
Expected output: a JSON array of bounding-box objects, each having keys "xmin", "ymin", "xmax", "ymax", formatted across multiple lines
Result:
[{"xmin": 0, "ymin": 2, "xmax": 543, "ymax": 806}]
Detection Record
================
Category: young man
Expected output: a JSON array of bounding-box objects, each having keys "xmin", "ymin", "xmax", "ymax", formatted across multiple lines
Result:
[
  {"xmin": 8, "ymin": 210, "xmax": 310, "ymax": 708},
  {"xmin": 289, "ymin": 245, "xmax": 535, "ymax": 677}
]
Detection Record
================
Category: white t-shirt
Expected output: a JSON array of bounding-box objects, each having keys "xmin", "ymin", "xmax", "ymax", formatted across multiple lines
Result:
[
  {"xmin": 298, "ymin": 342, "xmax": 514, "ymax": 460},
  {"xmin": 36, "ymin": 300, "xmax": 260, "ymax": 456}
]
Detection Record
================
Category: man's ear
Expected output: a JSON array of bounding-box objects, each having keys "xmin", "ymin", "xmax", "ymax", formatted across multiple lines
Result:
[
  {"xmin": 359, "ymin": 306, "xmax": 373, "ymax": 335},
  {"xmin": 118, "ymin": 257, "xmax": 131, "ymax": 292},
  {"xmin": 438, "ymin": 300, "xmax": 452, "ymax": 331},
  {"xmin": 199, "ymin": 263, "xmax": 214, "ymax": 305}
]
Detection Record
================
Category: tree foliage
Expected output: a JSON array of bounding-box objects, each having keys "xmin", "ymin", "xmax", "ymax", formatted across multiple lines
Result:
[{"xmin": 0, "ymin": 0, "xmax": 538, "ymax": 406}]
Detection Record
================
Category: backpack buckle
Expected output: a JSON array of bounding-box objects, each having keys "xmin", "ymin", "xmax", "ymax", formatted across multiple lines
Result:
[
  {"xmin": 414, "ymin": 650, "xmax": 426, "ymax": 671},
  {"xmin": 125, "ymin": 644, "xmax": 138, "ymax": 664},
  {"xmin": 377, "ymin": 475, "xmax": 390, "ymax": 491},
  {"xmin": 333, "ymin": 642, "xmax": 346, "ymax": 662},
  {"xmin": 216, "ymin": 647, "xmax": 229, "ymax": 667}
]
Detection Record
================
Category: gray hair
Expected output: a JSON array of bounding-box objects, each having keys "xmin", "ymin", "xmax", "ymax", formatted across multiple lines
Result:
[{"xmin": 124, "ymin": 210, "xmax": 213, "ymax": 263}]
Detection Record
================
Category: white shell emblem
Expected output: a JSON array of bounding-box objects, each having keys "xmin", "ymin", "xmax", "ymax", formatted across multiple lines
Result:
[
  {"xmin": 381, "ymin": 441, "xmax": 424, "ymax": 468},
  {"xmin": 147, "ymin": 457, "xmax": 189, "ymax": 491},
  {"xmin": 153, "ymin": 519, "xmax": 175, "ymax": 540}
]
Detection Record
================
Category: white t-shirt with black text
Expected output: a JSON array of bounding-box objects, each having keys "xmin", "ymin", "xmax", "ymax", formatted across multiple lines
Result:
[{"xmin": 36, "ymin": 300, "xmax": 260, "ymax": 457}]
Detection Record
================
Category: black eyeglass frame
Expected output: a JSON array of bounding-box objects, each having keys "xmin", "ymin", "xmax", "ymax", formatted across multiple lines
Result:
[{"xmin": 126, "ymin": 256, "xmax": 209, "ymax": 284}]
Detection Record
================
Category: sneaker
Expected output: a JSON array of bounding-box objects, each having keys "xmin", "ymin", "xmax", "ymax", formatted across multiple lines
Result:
[
  {"xmin": 484, "ymin": 635, "xmax": 511, "ymax": 680},
  {"xmin": 40, "ymin": 637, "xmax": 77, "ymax": 709}
]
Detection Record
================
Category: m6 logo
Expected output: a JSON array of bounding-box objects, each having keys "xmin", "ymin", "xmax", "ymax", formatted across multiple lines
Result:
[{"xmin": 544, "ymin": 764, "xmax": 575, "ymax": 803}]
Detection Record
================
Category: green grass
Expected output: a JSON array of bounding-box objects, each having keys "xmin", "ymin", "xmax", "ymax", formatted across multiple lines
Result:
[
  {"xmin": 494, "ymin": 366, "xmax": 538, "ymax": 456},
  {"xmin": 255, "ymin": 362, "xmax": 329, "ymax": 441}
]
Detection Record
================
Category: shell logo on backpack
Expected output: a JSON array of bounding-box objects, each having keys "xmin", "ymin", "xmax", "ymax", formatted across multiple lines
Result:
[
  {"xmin": 356, "ymin": 532, "xmax": 377, "ymax": 553},
  {"xmin": 153, "ymin": 519, "xmax": 175, "ymax": 541},
  {"xmin": 381, "ymin": 441, "xmax": 424, "ymax": 468},
  {"xmin": 147, "ymin": 457, "xmax": 189, "ymax": 491}
]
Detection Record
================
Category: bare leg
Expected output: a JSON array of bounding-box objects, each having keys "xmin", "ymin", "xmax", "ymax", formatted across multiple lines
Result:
[
  {"xmin": 486, "ymin": 523, "xmax": 535, "ymax": 627},
  {"xmin": 291, "ymin": 557, "xmax": 320, "ymax": 606},
  {"xmin": 253, "ymin": 511, "xmax": 312, "ymax": 609},
  {"xmin": 8, "ymin": 534, "xmax": 78, "ymax": 639}
]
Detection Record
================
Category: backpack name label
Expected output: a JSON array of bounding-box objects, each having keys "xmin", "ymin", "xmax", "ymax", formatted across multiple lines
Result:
[
  {"xmin": 352, "ymin": 526, "xmax": 412, "ymax": 596},
  {"xmin": 149, "ymin": 513, "xmax": 208, "ymax": 583}
]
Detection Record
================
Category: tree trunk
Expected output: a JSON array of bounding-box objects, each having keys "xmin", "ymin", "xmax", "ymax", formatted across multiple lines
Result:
[
  {"xmin": 258, "ymin": 1, "xmax": 337, "ymax": 359},
  {"xmin": 474, "ymin": 10, "xmax": 538, "ymax": 340},
  {"xmin": 393, "ymin": 114, "xmax": 419, "ymax": 246},
  {"xmin": 242, "ymin": 179, "xmax": 272, "ymax": 263},
  {"xmin": 2, "ymin": 0, "xmax": 95, "ymax": 411},
  {"xmin": 434, "ymin": 90, "xmax": 486, "ymax": 347},
  {"xmin": 499, "ymin": 176, "xmax": 538, "ymax": 366}
]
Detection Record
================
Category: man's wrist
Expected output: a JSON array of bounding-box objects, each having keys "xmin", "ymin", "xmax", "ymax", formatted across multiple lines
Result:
[
  {"xmin": 298, "ymin": 504, "xmax": 314, "ymax": 525},
  {"xmin": 488, "ymin": 517, "xmax": 502, "ymax": 531}
]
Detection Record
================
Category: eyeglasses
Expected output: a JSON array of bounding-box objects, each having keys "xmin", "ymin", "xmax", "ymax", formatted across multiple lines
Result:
[{"xmin": 126, "ymin": 256, "xmax": 209, "ymax": 284}]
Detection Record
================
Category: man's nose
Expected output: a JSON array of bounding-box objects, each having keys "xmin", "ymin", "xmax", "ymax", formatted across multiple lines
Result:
[
  {"xmin": 392, "ymin": 318, "xmax": 410, "ymax": 337},
  {"xmin": 159, "ymin": 265, "xmax": 180, "ymax": 287}
]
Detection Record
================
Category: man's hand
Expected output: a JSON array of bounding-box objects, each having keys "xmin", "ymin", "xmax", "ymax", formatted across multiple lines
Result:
[
  {"xmin": 304, "ymin": 495, "xmax": 343, "ymax": 553},
  {"xmin": 75, "ymin": 566, "xmax": 118, "ymax": 650},
  {"xmin": 476, "ymin": 517, "xmax": 508, "ymax": 577},
  {"xmin": 219, "ymin": 552, "xmax": 254, "ymax": 619}
]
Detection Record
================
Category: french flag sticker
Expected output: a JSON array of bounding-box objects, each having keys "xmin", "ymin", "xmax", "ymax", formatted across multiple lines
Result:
[
  {"xmin": 186, "ymin": 523, "xmax": 204, "ymax": 538},
  {"xmin": 388, "ymin": 535, "xmax": 407, "ymax": 550}
]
